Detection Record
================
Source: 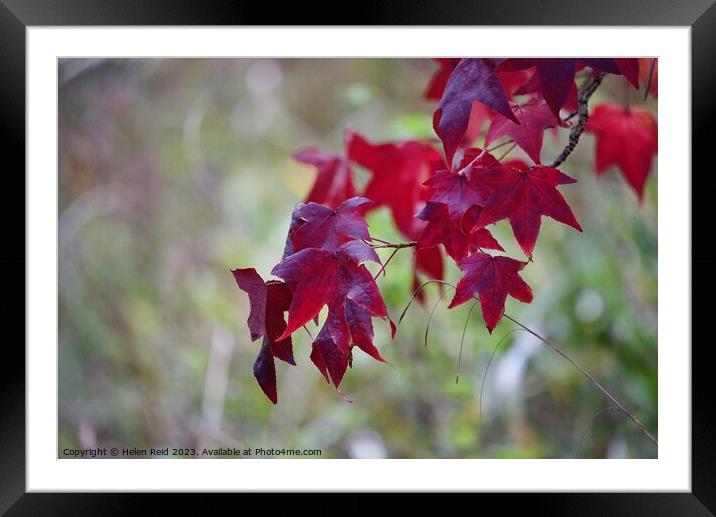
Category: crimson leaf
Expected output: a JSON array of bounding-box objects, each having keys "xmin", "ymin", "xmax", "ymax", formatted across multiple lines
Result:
[
  {"xmin": 476, "ymin": 163, "xmax": 582, "ymax": 259},
  {"xmin": 293, "ymin": 144, "xmax": 356, "ymax": 209},
  {"xmin": 231, "ymin": 268, "xmax": 295, "ymax": 403},
  {"xmin": 448, "ymin": 252, "xmax": 533, "ymax": 333},
  {"xmin": 271, "ymin": 240, "xmax": 385, "ymax": 341},
  {"xmin": 586, "ymin": 103, "xmax": 658, "ymax": 199},
  {"xmin": 433, "ymin": 58, "xmax": 517, "ymax": 167},
  {"xmin": 485, "ymin": 99, "xmax": 565, "ymax": 164}
]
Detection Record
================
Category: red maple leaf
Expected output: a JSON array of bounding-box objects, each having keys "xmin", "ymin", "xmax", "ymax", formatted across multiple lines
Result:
[
  {"xmin": 586, "ymin": 103, "xmax": 658, "ymax": 199},
  {"xmin": 293, "ymin": 140, "xmax": 356, "ymax": 208},
  {"xmin": 310, "ymin": 323, "xmax": 349, "ymax": 389},
  {"xmin": 425, "ymin": 58, "xmax": 529, "ymax": 103},
  {"xmin": 289, "ymin": 197, "xmax": 373, "ymax": 252},
  {"xmin": 512, "ymin": 70, "xmax": 579, "ymax": 114},
  {"xmin": 231, "ymin": 268, "xmax": 295, "ymax": 403},
  {"xmin": 271, "ymin": 240, "xmax": 387, "ymax": 341},
  {"xmin": 271, "ymin": 238, "xmax": 392, "ymax": 391},
  {"xmin": 476, "ymin": 163, "xmax": 582, "ymax": 259},
  {"xmin": 485, "ymin": 99, "xmax": 565, "ymax": 164},
  {"xmin": 433, "ymin": 58, "xmax": 518, "ymax": 167},
  {"xmin": 422, "ymin": 147, "xmax": 501, "ymax": 221},
  {"xmin": 311, "ymin": 295, "xmax": 392, "ymax": 391},
  {"xmin": 417, "ymin": 202, "xmax": 503, "ymax": 261},
  {"xmin": 448, "ymin": 252, "xmax": 533, "ymax": 333},
  {"xmin": 615, "ymin": 58, "xmax": 640, "ymax": 89},
  {"xmin": 499, "ymin": 58, "xmax": 640, "ymax": 118},
  {"xmin": 347, "ymin": 132, "xmax": 443, "ymax": 237}
]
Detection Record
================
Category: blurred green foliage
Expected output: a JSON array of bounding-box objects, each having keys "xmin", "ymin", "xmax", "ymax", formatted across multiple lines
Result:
[{"xmin": 58, "ymin": 59, "xmax": 657, "ymax": 459}]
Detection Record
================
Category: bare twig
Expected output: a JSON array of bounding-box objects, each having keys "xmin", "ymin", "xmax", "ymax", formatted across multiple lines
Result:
[
  {"xmin": 551, "ymin": 72, "xmax": 606, "ymax": 168},
  {"xmin": 397, "ymin": 274, "xmax": 658, "ymax": 447},
  {"xmin": 502, "ymin": 314, "xmax": 658, "ymax": 447},
  {"xmin": 370, "ymin": 240, "xmax": 417, "ymax": 250}
]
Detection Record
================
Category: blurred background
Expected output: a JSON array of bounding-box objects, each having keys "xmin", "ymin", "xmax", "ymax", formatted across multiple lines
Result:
[{"xmin": 58, "ymin": 58, "xmax": 657, "ymax": 459}]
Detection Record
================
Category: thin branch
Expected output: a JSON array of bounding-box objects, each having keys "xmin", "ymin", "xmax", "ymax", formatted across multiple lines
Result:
[
  {"xmin": 502, "ymin": 314, "xmax": 658, "ymax": 447},
  {"xmin": 396, "ymin": 272, "xmax": 657, "ymax": 447},
  {"xmin": 370, "ymin": 240, "xmax": 417, "ymax": 250},
  {"xmin": 369, "ymin": 238, "xmax": 417, "ymax": 279},
  {"xmin": 551, "ymin": 72, "xmax": 606, "ymax": 168}
]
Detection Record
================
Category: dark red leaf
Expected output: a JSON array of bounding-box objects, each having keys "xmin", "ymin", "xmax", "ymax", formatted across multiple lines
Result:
[
  {"xmin": 232, "ymin": 268, "xmax": 295, "ymax": 403},
  {"xmin": 476, "ymin": 163, "xmax": 582, "ymax": 258},
  {"xmin": 497, "ymin": 69, "xmax": 532, "ymax": 96},
  {"xmin": 414, "ymin": 244, "xmax": 444, "ymax": 283},
  {"xmin": 231, "ymin": 268, "xmax": 295, "ymax": 365},
  {"xmin": 282, "ymin": 203, "xmax": 306, "ymax": 259},
  {"xmin": 448, "ymin": 252, "xmax": 533, "ymax": 333},
  {"xmin": 345, "ymin": 299, "xmax": 386, "ymax": 362},
  {"xmin": 271, "ymin": 240, "xmax": 385, "ymax": 341},
  {"xmin": 231, "ymin": 267, "xmax": 267, "ymax": 342},
  {"xmin": 485, "ymin": 99, "xmax": 565, "ymax": 164},
  {"xmin": 417, "ymin": 202, "xmax": 503, "ymax": 261},
  {"xmin": 348, "ymin": 132, "xmax": 443, "ymax": 237},
  {"xmin": 535, "ymin": 59, "xmax": 577, "ymax": 119},
  {"xmin": 290, "ymin": 197, "xmax": 372, "ymax": 252},
  {"xmin": 433, "ymin": 58, "xmax": 517, "ymax": 166},
  {"xmin": 586, "ymin": 103, "xmax": 657, "ymax": 199},
  {"xmin": 309, "ymin": 290, "xmax": 390, "ymax": 391},
  {"xmin": 253, "ymin": 339, "xmax": 278, "ymax": 404},
  {"xmin": 500, "ymin": 58, "xmax": 577, "ymax": 118},
  {"xmin": 615, "ymin": 58, "xmax": 640, "ymax": 89},
  {"xmin": 293, "ymin": 145, "xmax": 356, "ymax": 209},
  {"xmin": 422, "ymin": 148, "xmax": 500, "ymax": 221},
  {"xmin": 514, "ymin": 71, "xmax": 578, "ymax": 114},
  {"xmin": 500, "ymin": 58, "xmax": 639, "ymax": 118},
  {"xmin": 310, "ymin": 324, "xmax": 348, "ymax": 387}
]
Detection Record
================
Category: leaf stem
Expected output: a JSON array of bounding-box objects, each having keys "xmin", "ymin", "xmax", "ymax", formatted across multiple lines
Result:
[{"xmin": 373, "ymin": 247, "xmax": 400, "ymax": 280}]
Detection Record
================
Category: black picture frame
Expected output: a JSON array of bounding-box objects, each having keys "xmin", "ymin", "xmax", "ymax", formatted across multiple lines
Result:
[{"xmin": 2, "ymin": 0, "xmax": 714, "ymax": 513}]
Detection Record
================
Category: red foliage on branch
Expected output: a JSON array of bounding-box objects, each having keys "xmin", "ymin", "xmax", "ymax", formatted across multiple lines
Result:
[{"xmin": 232, "ymin": 57, "xmax": 657, "ymax": 403}]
